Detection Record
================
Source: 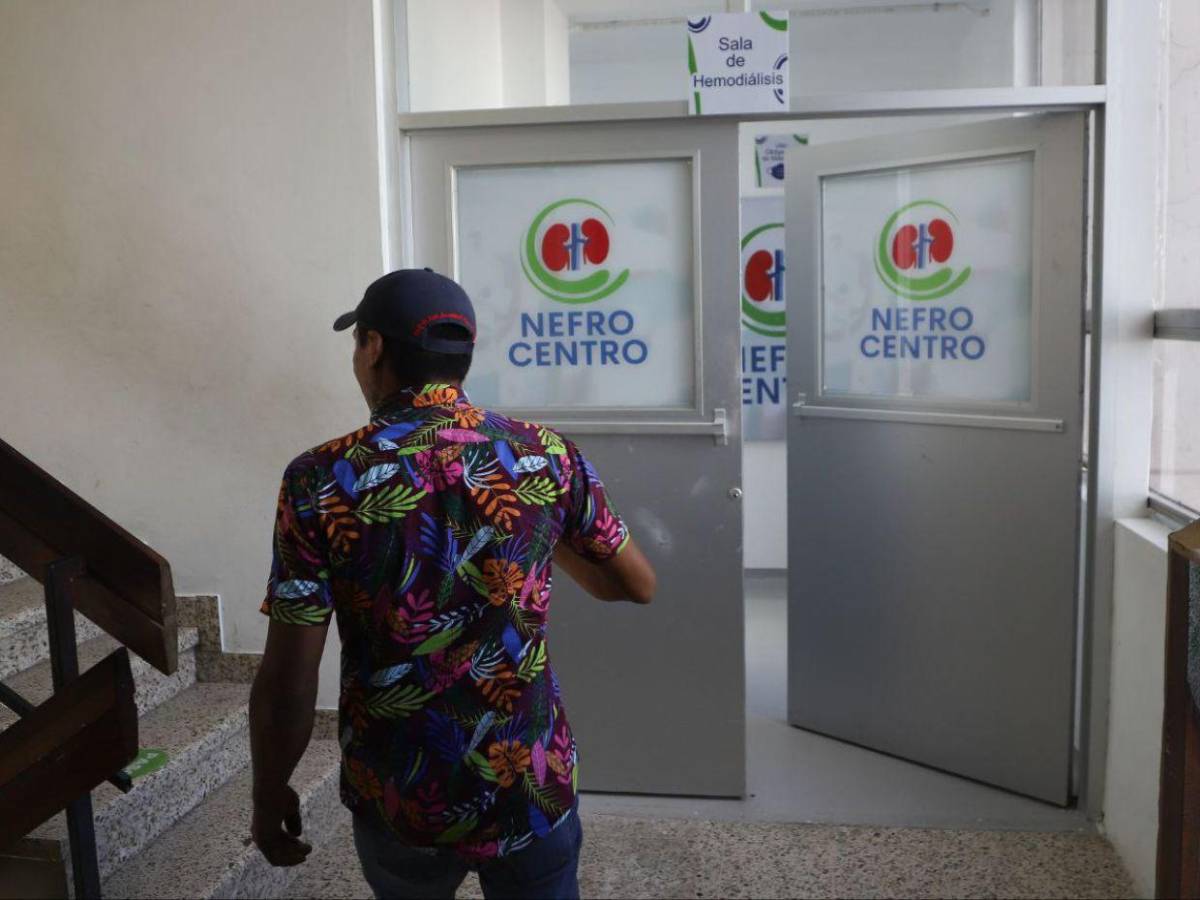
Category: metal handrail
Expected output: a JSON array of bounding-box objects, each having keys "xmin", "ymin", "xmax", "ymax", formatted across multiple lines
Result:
[{"xmin": 1154, "ymin": 308, "xmax": 1200, "ymax": 340}]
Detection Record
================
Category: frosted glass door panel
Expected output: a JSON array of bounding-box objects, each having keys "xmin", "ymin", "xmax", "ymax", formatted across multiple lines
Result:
[
  {"xmin": 456, "ymin": 160, "xmax": 696, "ymax": 411},
  {"xmin": 821, "ymin": 154, "xmax": 1034, "ymax": 405}
]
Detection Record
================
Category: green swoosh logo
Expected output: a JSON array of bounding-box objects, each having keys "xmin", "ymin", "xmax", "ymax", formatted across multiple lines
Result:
[{"xmin": 521, "ymin": 198, "xmax": 630, "ymax": 304}]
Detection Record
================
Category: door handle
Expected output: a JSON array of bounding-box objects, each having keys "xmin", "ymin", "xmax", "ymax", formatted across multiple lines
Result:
[{"xmin": 536, "ymin": 408, "xmax": 729, "ymax": 445}]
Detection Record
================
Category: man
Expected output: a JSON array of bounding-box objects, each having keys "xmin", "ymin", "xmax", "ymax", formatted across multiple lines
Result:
[{"xmin": 249, "ymin": 268, "xmax": 656, "ymax": 899}]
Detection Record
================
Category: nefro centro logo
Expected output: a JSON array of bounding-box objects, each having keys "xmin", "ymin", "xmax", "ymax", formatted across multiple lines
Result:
[
  {"xmin": 521, "ymin": 198, "xmax": 630, "ymax": 304},
  {"xmin": 875, "ymin": 200, "xmax": 972, "ymax": 302},
  {"xmin": 741, "ymin": 222, "xmax": 786, "ymax": 339}
]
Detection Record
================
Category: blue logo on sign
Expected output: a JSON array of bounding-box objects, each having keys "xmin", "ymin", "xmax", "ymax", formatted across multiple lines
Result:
[{"xmin": 773, "ymin": 54, "xmax": 788, "ymax": 104}]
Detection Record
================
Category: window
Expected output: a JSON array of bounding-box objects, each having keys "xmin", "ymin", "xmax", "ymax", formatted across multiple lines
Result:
[
  {"xmin": 401, "ymin": 1, "xmax": 1100, "ymax": 115},
  {"xmin": 1150, "ymin": 0, "xmax": 1200, "ymax": 515}
]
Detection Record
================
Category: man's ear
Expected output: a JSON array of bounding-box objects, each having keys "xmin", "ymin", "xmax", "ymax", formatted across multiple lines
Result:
[{"xmin": 363, "ymin": 329, "xmax": 385, "ymax": 367}]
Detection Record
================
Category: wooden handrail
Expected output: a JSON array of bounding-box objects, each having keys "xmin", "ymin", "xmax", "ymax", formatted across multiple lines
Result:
[
  {"xmin": 0, "ymin": 437, "xmax": 176, "ymax": 675},
  {"xmin": 0, "ymin": 648, "xmax": 138, "ymax": 848},
  {"xmin": 1158, "ymin": 519, "xmax": 1200, "ymax": 899}
]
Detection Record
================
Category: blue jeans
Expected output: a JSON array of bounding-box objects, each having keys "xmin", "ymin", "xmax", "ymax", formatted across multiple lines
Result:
[{"xmin": 351, "ymin": 811, "xmax": 583, "ymax": 900}]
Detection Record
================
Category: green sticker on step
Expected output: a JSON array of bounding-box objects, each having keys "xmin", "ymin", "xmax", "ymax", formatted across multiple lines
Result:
[{"xmin": 124, "ymin": 748, "xmax": 169, "ymax": 780}]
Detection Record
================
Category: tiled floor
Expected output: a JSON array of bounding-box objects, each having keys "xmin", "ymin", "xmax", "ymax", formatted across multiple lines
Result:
[
  {"xmin": 290, "ymin": 806, "xmax": 1132, "ymax": 900},
  {"xmin": 290, "ymin": 574, "xmax": 1133, "ymax": 899}
]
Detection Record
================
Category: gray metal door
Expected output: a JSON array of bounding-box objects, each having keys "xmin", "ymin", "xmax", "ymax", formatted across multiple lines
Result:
[
  {"xmin": 786, "ymin": 114, "xmax": 1086, "ymax": 804},
  {"xmin": 406, "ymin": 117, "xmax": 745, "ymax": 797}
]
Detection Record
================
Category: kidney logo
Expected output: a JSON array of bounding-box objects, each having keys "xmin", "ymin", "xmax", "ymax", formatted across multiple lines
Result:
[
  {"xmin": 521, "ymin": 199, "xmax": 630, "ymax": 304},
  {"xmin": 875, "ymin": 200, "xmax": 971, "ymax": 301},
  {"xmin": 741, "ymin": 222, "xmax": 786, "ymax": 338}
]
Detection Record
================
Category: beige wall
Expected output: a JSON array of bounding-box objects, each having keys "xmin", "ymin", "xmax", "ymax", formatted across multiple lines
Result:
[{"xmin": 0, "ymin": 0, "xmax": 388, "ymax": 702}]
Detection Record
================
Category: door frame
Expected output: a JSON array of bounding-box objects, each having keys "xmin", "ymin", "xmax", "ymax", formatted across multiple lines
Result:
[{"xmin": 395, "ymin": 81, "xmax": 1134, "ymax": 819}]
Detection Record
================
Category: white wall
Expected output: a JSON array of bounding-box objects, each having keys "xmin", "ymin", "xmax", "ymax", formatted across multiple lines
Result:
[
  {"xmin": 0, "ymin": 0, "xmax": 388, "ymax": 705},
  {"xmin": 1103, "ymin": 518, "xmax": 1169, "ymax": 899},
  {"xmin": 743, "ymin": 443, "xmax": 788, "ymax": 569},
  {"xmin": 407, "ymin": 0, "xmax": 570, "ymax": 112},
  {"xmin": 407, "ymin": 0, "xmax": 503, "ymax": 110},
  {"xmin": 501, "ymin": 0, "xmax": 572, "ymax": 107}
]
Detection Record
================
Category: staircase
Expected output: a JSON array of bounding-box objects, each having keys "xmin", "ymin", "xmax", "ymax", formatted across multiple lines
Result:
[{"xmin": 0, "ymin": 574, "xmax": 342, "ymax": 899}]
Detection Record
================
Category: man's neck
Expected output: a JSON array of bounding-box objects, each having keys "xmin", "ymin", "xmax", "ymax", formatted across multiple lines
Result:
[{"xmin": 370, "ymin": 380, "xmax": 463, "ymax": 415}]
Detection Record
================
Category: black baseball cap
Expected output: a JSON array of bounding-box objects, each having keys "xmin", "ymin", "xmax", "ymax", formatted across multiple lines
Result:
[{"xmin": 333, "ymin": 268, "xmax": 476, "ymax": 355}]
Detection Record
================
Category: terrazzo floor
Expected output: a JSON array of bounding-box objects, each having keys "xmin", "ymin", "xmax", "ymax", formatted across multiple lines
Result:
[
  {"xmin": 290, "ymin": 575, "xmax": 1132, "ymax": 898},
  {"xmin": 288, "ymin": 803, "xmax": 1132, "ymax": 899}
]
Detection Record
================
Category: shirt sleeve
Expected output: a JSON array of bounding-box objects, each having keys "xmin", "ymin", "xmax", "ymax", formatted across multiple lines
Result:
[
  {"xmin": 260, "ymin": 459, "xmax": 334, "ymax": 626},
  {"xmin": 560, "ymin": 440, "xmax": 631, "ymax": 563}
]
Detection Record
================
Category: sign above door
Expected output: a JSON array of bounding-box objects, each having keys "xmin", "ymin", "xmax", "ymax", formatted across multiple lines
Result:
[{"xmin": 687, "ymin": 11, "xmax": 789, "ymax": 115}]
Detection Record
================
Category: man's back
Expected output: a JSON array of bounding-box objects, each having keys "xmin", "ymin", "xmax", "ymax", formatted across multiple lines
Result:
[{"xmin": 261, "ymin": 383, "xmax": 629, "ymax": 859}]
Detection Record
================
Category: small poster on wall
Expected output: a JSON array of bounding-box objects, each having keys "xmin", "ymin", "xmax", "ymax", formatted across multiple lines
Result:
[
  {"xmin": 687, "ymin": 11, "xmax": 789, "ymax": 115},
  {"xmin": 741, "ymin": 195, "xmax": 787, "ymax": 441},
  {"xmin": 754, "ymin": 133, "xmax": 808, "ymax": 187}
]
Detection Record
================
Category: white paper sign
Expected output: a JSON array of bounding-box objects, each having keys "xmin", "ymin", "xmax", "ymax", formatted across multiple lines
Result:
[
  {"xmin": 754, "ymin": 133, "xmax": 807, "ymax": 187},
  {"xmin": 455, "ymin": 160, "xmax": 696, "ymax": 411},
  {"xmin": 687, "ymin": 12, "xmax": 789, "ymax": 115},
  {"xmin": 820, "ymin": 153, "xmax": 1035, "ymax": 403},
  {"xmin": 741, "ymin": 196, "xmax": 787, "ymax": 441}
]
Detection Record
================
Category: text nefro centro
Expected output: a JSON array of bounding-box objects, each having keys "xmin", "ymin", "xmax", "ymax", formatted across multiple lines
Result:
[
  {"xmin": 509, "ymin": 311, "xmax": 648, "ymax": 367},
  {"xmin": 860, "ymin": 306, "xmax": 986, "ymax": 360}
]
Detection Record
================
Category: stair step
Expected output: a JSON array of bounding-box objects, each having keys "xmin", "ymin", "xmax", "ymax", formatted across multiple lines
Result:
[
  {"xmin": 102, "ymin": 741, "xmax": 343, "ymax": 900},
  {"xmin": 25, "ymin": 682, "xmax": 252, "ymax": 882},
  {"xmin": 0, "ymin": 625, "xmax": 199, "ymax": 731},
  {"xmin": 0, "ymin": 577, "xmax": 103, "ymax": 679}
]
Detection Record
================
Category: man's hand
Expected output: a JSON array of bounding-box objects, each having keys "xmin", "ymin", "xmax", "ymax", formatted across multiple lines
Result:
[
  {"xmin": 248, "ymin": 619, "xmax": 327, "ymax": 868},
  {"xmin": 251, "ymin": 783, "xmax": 312, "ymax": 867}
]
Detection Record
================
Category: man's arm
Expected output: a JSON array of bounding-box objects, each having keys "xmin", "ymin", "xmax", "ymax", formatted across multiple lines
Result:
[
  {"xmin": 554, "ymin": 538, "xmax": 656, "ymax": 604},
  {"xmin": 249, "ymin": 618, "xmax": 328, "ymax": 867}
]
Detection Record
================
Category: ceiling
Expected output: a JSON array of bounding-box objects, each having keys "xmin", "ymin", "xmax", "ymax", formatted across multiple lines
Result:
[
  {"xmin": 557, "ymin": 0, "xmax": 992, "ymax": 24},
  {"xmin": 557, "ymin": 0, "xmax": 733, "ymax": 23}
]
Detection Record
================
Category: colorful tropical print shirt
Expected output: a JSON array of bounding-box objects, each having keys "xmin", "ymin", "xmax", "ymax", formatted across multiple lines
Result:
[{"xmin": 261, "ymin": 384, "xmax": 629, "ymax": 859}]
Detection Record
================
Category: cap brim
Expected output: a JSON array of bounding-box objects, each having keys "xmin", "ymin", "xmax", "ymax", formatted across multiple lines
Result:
[{"xmin": 332, "ymin": 310, "xmax": 357, "ymax": 332}]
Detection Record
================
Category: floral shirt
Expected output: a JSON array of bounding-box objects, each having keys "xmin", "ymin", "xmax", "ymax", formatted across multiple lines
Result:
[{"xmin": 261, "ymin": 384, "xmax": 629, "ymax": 859}]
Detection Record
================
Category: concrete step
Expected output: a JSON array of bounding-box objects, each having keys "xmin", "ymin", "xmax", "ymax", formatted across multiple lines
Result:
[
  {"xmin": 0, "ymin": 624, "xmax": 199, "ymax": 731},
  {"xmin": 24, "ymin": 682, "xmax": 252, "ymax": 884},
  {"xmin": 0, "ymin": 576, "xmax": 103, "ymax": 679},
  {"xmin": 102, "ymin": 741, "xmax": 343, "ymax": 900}
]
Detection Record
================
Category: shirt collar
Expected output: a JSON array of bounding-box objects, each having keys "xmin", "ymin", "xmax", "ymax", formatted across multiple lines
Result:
[{"xmin": 371, "ymin": 383, "xmax": 467, "ymax": 418}]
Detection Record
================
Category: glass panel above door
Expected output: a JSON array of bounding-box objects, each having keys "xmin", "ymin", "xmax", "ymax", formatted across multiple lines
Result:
[{"xmin": 402, "ymin": 1, "xmax": 1100, "ymax": 114}]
